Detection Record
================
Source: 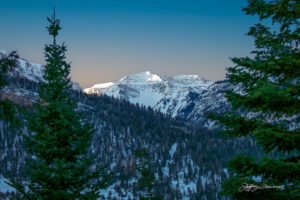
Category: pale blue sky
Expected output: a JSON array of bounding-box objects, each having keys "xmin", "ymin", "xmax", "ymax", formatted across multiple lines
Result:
[{"xmin": 0, "ymin": 0, "xmax": 257, "ymax": 88}]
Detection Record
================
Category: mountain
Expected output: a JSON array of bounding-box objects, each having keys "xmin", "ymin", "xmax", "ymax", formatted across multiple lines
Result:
[
  {"xmin": 0, "ymin": 54, "xmax": 262, "ymax": 199},
  {"xmin": 0, "ymin": 50, "xmax": 82, "ymax": 92},
  {"xmin": 84, "ymin": 71, "xmax": 232, "ymax": 128}
]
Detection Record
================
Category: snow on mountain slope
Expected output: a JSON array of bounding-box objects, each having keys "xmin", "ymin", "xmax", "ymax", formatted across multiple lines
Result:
[
  {"xmin": 0, "ymin": 176, "xmax": 15, "ymax": 194},
  {"xmin": 84, "ymin": 82, "xmax": 114, "ymax": 95},
  {"xmin": 84, "ymin": 71, "xmax": 231, "ymax": 127},
  {"xmin": 0, "ymin": 50, "xmax": 81, "ymax": 91},
  {"xmin": 1, "ymin": 49, "xmax": 230, "ymax": 128},
  {"xmin": 85, "ymin": 71, "xmax": 213, "ymax": 109}
]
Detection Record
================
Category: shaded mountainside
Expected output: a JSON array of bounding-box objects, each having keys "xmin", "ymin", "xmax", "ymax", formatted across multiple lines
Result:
[
  {"xmin": 0, "ymin": 50, "xmax": 81, "ymax": 92},
  {"xmin": 84, "ymin": 71, "xmax": 233, "ymax": 128},
  {"xmin": 0, "ymin": 57, "xmax": 263, "ymax": 199}
]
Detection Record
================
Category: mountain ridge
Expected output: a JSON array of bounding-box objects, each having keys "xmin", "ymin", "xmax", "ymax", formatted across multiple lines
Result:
[
  {"xmin": 0, "ymin": 52, "xmax": 263, "ymax": 199},
  {"xmin": 1, "ymin": 50, "xmax": 232, "ymax": 128},
  {"xmin": 84, "ymin": 71, "xmax": 231, "ymax": 128},
  {"xmin": 0, "ymin": 50, "xmax": 82, "ymax": 91}
]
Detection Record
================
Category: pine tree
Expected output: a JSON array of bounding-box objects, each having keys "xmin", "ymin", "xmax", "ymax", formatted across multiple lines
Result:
[
  {"xmin": 209, "ymin": 0, "xmax": 299, "ymax": 199},
  {"xmin": 16, "ymin": 9, "xmax": 107, "ymax": 199},
  {"xmin": 134, "ymin": 148, "xmax": 162, "ymax": 200}
]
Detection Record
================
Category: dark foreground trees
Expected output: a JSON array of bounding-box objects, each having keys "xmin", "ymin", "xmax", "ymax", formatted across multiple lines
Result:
[
  {"xmin": 210, "ymin": 0, "xmax": 299, "ymax": 199},
  {"xmin": 14, "ymin": 10, "xmax": 107, "ymax": 199}
]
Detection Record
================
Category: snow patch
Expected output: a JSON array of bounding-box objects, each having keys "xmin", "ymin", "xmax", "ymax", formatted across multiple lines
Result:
[
  {"xmin": 169, "ymin": 143, "xmax": 177, "ymax": 158},
  {"xmin": 0, "ymin": 175, "xmax": 16, "ymax": 193}
]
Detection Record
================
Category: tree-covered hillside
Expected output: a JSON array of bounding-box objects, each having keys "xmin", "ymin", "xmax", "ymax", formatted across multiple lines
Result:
[{"xmin": 0, "ymin": 74, "xmax": 263, "ymax": 199}]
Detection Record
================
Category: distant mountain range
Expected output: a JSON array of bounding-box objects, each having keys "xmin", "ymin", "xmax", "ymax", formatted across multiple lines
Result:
[
  {"xmin": 84, "ymin": 71, "xmax": 233, "ymax": 128},
  {"xmin": 1, "ymin": 50, "xmax": 234, "ymax": 129},
  {"xmin": 0, "ymin": 51, "xmax": 262, "ymax": 199}
]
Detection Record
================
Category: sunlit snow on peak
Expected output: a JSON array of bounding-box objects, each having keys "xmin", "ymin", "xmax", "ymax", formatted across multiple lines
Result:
[
  {"xmin": 119, "ymin": 71, "xmax": 163, "ymax": 84},
  {"xmin": 131, "ymin": 71, "xmax": 163, "ymax": 82},
  {"xmin": 91, "ymin": 82, "xmax": 114, "ymax": 89}
]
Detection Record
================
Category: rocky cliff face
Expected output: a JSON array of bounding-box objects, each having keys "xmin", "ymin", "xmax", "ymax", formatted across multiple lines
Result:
[{"xmin": 0, "ymin": 87, "xmax": 38, "ymax": 107}]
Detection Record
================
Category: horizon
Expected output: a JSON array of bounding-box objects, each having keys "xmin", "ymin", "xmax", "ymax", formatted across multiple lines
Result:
[{"xmin": 1, "ymin": 0, "xmax": 257, "ymax": 88}]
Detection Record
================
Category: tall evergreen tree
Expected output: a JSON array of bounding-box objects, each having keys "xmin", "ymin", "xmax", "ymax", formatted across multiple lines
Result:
[
  {"xmin": 17, "ymin": 10, "xmax": 107, "ymax": 199},
  {"xmin": 210, "ymin": 0, "xmax": 299, "ymax": 199}
]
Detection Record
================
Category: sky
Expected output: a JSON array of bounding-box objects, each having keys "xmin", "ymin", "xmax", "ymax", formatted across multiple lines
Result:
[{"xmin": 0, "ymin": 0, "xmax": 258, "ymax": 88}]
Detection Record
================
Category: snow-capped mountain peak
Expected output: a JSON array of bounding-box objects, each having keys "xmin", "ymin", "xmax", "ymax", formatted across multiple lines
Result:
[
  {"xmin": 84, "ymin": 71, "xmax": 231, "ymax": 127},
  {"xmin": 140, "ymin": 71, "xmax": 163, "ymax": 82},
  {"xmin": 119, "ymin": 71, "xmax": 164, "ymax": 84}
]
